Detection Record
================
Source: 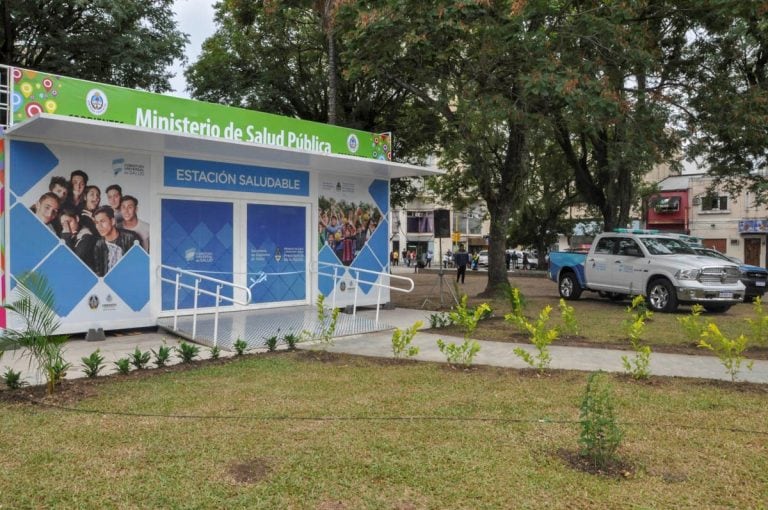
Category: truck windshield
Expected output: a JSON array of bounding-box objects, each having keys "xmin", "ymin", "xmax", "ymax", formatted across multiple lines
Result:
[{"xmin": 640, "ymin": 237, "xmax": 696, "ymax": 255}]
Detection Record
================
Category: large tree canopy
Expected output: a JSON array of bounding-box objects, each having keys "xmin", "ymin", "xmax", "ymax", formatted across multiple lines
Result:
[
  {"xmin": 684, "ymin": 0, "xmax": 768, "ymax": 201},
  {"xmin": 186, "ymin": 0, "xmax": 438, "ymax": 205},
  {"xmin": 0, "ymin": 0, "xmax": 187, "ymax": 92}
]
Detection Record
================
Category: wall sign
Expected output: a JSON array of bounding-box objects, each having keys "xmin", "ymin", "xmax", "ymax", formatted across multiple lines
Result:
[{"xmin": 164, "ymin": 157, "xmax": 309, "ymax": 196}]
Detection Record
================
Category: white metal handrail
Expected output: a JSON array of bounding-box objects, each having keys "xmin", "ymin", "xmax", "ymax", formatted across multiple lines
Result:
[
  {"xmin": 310, "ymin": 261, "xmax": 414, "ymax": 324},
  {"xmin": 159, "ymin": 265, "xmax": 252, "ymax": 346}
]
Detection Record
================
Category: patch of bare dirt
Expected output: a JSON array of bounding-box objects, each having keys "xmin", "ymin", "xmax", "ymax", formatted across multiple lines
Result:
[
  {"xmin": 556, "ymin": 448, "xmax": 636, "ymax": 479},
  {"xmin": 316, "ymin": 501, "xmax": 347, "ymax": 510},
  {"xmin": 226, "ymin": 457, "xmax": 273, "ymax": 484}
]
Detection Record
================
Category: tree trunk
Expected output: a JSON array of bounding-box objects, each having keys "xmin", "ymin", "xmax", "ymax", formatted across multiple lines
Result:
[{"xmin": 480, "ymin": 198, "xmax": 512, "ymax": 297}]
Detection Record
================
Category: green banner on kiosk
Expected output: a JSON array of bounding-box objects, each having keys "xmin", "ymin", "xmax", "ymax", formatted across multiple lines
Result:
[{"xmin": 10, "ymin": 67, "xmax": 392, "ymax": 160}]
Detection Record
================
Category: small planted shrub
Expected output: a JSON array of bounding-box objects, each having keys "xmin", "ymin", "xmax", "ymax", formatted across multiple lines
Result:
[
  {"xmin": 558, "ymin": 299, "xmax": 579, "ymax": 336},
  {"xmin": 392, "ymin": 321, "xmax": 422, "ymax": 359},
  {"xmin": 698, "ymin": 323, "xmax": 753, "ymax": 382},
  {"xmin": 114, "ymin": 358, "xmax": 131, "ymax": 375},
  {"xmin": 2, "ymin": 368, "xmax": 26, "ymax": 389},
  {"xmin": 233, "ymin": 338, "xmax": 248, "ymax": 356},
  {"xmin": 428, "ymin": 312, "xmax": 453, "ymax": 329},
  {"xmin": 0, "ymin": 272, "xmax": 70, "ymax": 394},
  {"xmin": 152, "ymin": 344, "xmax": 172, "ymax": 367},
  {"xmin": 129, "ymin": 347, "xmax": 151, "ymax": 370},
  {"xmin": 621, "ymin": 296, "xmax": 652, "ymax": 380},
  {"xmin": 265, "ymin": 335, "xmax": 279, "ymax": 352},
  {"xmin": 49, "ymin": 356, "xmax": 71, "ymax": 388},
  {"xmin": 283, "ymin": 333, "xmax": 300, "ymax": 350},
  {"xmin": 209, "ymin": 345, "xmax": 221, "ymax": 360},
  {"xmin": 315, "ymin": 294, "xmax": 340, "ymax": 346},
  {"xmin": 81, "ymin": 350, "xmax": 106, "ymax": 378},
  {"xmin": 746, "ymin": 297, "xmax": 768, "ymax": 347},
  {"xmin": 436, "ymin": 338, "xmax": 481, "ymax": 367},
  {"xmin": 436, "ymin": 296, "xmax": 487, "ymax": 367},
  {"xmin": 509, "ymin": 305, "xmax": 559, "ymax": 373},
  {"xmin": 507, "ymin": 286, "xmax": 526, "ymax": 318},
  {"xmin": 579, "ymin": 372, "xmax": 623, "ymax": 469},
  {"xmin": 176, "ymin": 342, "xmax": 200, "ymax": 363},
  {"xmin": 678, "ymin": 304, "xmax": 707, "ymax": 342}
]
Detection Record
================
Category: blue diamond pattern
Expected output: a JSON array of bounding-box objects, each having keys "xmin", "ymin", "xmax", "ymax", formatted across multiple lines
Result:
[
  {"xmin": 366, "ymin": 221, "xmax": 389, "ymax": 269},
  {"xmin": 350, "ymin": 245, "xmax": 381, "ymax": 294},
  {"xmin": 318, "ymin": 245, "xmax": 345, "ymax": 296},
  {"xmin": 10, "ymin": 141, "xmax": 59, "ymax": 197},
  {"xmin": 10, "ymin": 204, "xmax": 60, "ymax": 275},
  {"xmin": 35, "ymin": 245, "xmax": 98, "ymax": 316},
  {"xmin": 368, "ymin": 179, "xmax": 389, "ymax": 215},
  {"xmin": 104, "ymin": 246, "xmax": 150, "ymax": 311}
]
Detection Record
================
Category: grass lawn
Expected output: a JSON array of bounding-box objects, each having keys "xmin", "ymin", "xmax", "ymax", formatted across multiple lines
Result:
[
  {"xmin": 1, "ymin": 351, "xmax": 767, "ymax": 508},
  {"xmin": 399, "ymin": 272, "xmax": 768, "ymax": 358}
]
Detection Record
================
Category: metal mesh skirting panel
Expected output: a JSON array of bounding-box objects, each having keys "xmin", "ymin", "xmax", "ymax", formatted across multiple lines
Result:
[{"xmin": 156, "ymin": 306, "xmax": 394, "ymax": 351}]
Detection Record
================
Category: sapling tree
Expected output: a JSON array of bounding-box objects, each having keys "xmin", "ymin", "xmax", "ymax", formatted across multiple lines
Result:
[
  {"xmin": 698, "ymin": 323, "xmax": 753, "ymax": 382},
  {"xmin": 436, "ymin": 296, "xmax": 487, "ymax": 367},
  {"xmin": 579, "ymin": 372, "xmax": 623, "ymax": 469},
  {"xmin": 508, "ymin": 304, "xmax": 559, "ymax": 373},
  {"xmin": 621, "ymin": 296, "xmax": 652, "ymax": 380},
  {"xmin": 391, "ymin": 321, "xmax": 422, "ymax": 359},
  {"xmin": 678, "ymin": 304, "xmax": 707, "ymax": 342}
]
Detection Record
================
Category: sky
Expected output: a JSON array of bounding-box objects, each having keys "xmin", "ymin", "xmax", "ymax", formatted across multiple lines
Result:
[{"xmin": 168, "ymin": 0, "xmax": 217, "ymax": 98}]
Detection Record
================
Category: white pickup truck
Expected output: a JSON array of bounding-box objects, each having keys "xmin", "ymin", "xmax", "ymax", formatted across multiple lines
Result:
[{"xmin": 547, "ymin": 230, "xmax": 745, "ymax": 313}]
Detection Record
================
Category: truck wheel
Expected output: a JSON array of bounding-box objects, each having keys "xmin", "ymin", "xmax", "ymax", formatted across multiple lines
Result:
[
  {"xmin": 559, "ymin": 272, "xmax": 582, "ymax": 300},
  {"xmin": 647, "ymin": 278, "xmax": 678, "ymax": 313},
  {"xmin": 703, "ymin": 304, "xmax": 731, "ymax": 313}
]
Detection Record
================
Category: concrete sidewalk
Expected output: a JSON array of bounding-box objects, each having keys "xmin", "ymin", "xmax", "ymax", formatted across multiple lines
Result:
[{"xmin": 2, "ymin": 307, "xmax": 767, "ymax": 386}]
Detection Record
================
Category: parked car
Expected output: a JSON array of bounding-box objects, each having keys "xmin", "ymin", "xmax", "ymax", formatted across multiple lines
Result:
[
  {"xmin": 692, "ymin": 247, "xmax": 768, "ymax": 302},
  {"xmin": 477, "ymin": 250, "xmax": 489, "ymax": 267}
]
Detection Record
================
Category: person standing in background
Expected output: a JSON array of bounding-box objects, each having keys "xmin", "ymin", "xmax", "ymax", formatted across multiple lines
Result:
[{"xmin": 453, "ymin": 244, "xmax": 469, "ymax": 283}]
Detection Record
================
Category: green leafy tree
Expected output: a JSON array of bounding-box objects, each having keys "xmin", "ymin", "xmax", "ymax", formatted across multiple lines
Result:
[
  {"xmin": 684, "ymin": 1, "xmax": 768, "ymax": 201},
  {"xmin": 344, "ymin": 1, "xmax": 557, "ymax": 295},
  {"xmin": 0, "ymin": 0, "xmax": 187, "ymax": 92}
]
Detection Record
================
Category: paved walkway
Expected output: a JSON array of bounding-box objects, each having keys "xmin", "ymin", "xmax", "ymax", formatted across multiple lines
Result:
[{"xmin": 2, "ymin": 307, "xmax": 767, "ymax": 386}]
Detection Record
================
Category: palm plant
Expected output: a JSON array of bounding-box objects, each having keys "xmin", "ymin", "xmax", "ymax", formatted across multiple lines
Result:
[{"xmin": 0, "ymin": 272, "xmax": 69, "ymax": 394}]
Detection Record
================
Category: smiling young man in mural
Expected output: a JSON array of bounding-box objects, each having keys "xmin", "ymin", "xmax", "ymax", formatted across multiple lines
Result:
[
  {"xmin": 105, "ymin": 184, "xmax": 123, "ymax": 225},
  {"xmin": 119, "ymin": 195, "xmax": 149, "ymax": 252},
  {"xmin": 92, "ymin": 205, "xmax": 141, "ymax": 277}
]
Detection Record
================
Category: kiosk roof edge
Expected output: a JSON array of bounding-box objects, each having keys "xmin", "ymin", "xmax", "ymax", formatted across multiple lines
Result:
[{"xmin": 5, "ymin": 114, "xmax": 442, "ymax": 179}]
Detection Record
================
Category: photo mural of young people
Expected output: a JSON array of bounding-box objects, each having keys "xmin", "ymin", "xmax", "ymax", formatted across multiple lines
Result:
[
  {"xmin": 8, "ymin": 140, "xmax": 151, "ymax": 326},
  {"xmin": 317, "ymin": 176, "xmax": 389, "ymax": 306}
]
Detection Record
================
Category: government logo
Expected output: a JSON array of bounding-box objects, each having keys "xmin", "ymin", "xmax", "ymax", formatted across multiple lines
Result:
[{"xmin": 86, "ymin": 88, "xmax": 108, "ymax": 115}]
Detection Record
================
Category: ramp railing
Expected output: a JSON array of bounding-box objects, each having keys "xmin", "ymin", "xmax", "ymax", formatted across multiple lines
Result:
[
  {"xmin": 310, "ymin": 261, "xmax": 414, "ymax": 324},
  {"xmin": 159, "ymin": 265, "xmax": 252, "ymax": 346}
]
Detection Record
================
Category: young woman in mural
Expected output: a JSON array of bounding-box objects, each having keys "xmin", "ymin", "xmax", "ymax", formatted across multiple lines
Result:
[
  {"xmin": 31, "ymin": 192, "xmax": 61, "ymax": 233},
  {"xmin": 78, "ymin": 185, "xmax": 101, "ymax": 235},
  {"xmin": 65, "ymin": 169, "xmax": 89, "ymax": 214}
]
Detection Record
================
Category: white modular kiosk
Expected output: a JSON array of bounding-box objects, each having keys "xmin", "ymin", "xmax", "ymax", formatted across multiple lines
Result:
[{"xmin": 1, "ymin": 67, "xmax": 439, "ymax": 335}]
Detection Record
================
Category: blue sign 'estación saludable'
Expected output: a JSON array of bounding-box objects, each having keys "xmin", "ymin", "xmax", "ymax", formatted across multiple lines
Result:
[{"xmin": 164, "ymin": 156, "xmax": 309, "ymax": 196}]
